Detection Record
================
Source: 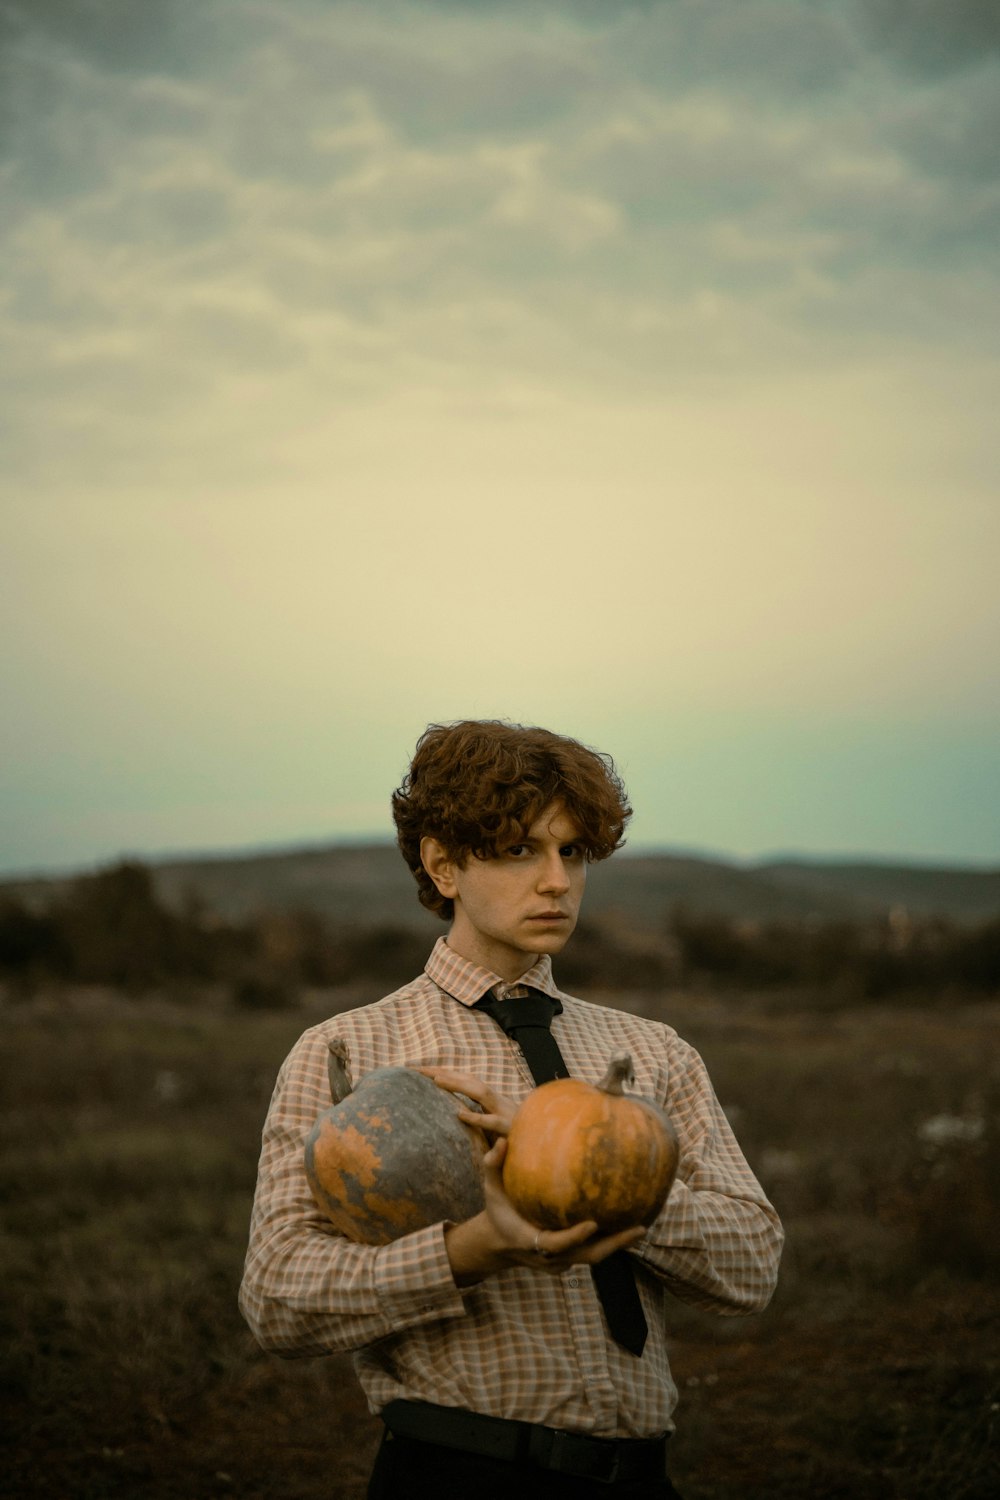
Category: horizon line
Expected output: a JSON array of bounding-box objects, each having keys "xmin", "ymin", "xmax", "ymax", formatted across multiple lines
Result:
[{"xmin": 1, "ymin": 833, "xmax": 997, "ymax": 885}]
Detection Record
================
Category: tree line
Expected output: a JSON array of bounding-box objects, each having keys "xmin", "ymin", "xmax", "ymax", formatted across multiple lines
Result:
[{"xmin": 1, "ymin": 859, "xmax": 998, "ymax": 1005}]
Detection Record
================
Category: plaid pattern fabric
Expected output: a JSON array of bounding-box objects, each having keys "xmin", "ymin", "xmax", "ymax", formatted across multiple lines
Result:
[{"xmin": 239, "ymin": 938, "xmax": 783, "ymax": 1438}]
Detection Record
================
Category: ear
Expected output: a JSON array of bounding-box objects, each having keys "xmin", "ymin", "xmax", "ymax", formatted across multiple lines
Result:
[{"xmin": 420, "ymin": 836, "xmax": 459, "ymax": 900}]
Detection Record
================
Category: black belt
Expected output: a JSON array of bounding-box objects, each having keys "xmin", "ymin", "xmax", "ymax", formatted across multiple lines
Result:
[{"xmin": 381, "ymin": 1399, "xmax": 668, "ymax": 1487}]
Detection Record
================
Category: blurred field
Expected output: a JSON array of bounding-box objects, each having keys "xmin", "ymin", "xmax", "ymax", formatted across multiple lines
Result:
[{"xmin": 2, "ymin": 981, "xmax": 998, "ymax": 1499}]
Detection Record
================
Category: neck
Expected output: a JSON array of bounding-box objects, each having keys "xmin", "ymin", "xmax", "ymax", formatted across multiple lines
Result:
[{"xmin": 445, "ymin": 933, "xmax": 540, "ymax": 985}]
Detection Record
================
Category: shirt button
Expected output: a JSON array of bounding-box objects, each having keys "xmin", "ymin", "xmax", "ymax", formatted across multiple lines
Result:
[{"xmin": 568, "ymin": 1277, "xmax": 581, "ymax": 1288}]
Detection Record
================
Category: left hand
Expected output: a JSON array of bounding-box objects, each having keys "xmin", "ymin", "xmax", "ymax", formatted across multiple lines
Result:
[{"xmin": 417, "ymin": 1066, "xmax": 518, "ymax": 1139}]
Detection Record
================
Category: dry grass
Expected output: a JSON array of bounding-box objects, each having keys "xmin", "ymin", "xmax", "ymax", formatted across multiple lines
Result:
[{"xmin": 1, "ymin": 983, "xmax": 998, "ymax": 1498}]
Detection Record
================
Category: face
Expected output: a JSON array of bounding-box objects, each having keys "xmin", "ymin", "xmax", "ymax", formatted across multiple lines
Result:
[{"xmin": 421, "ymin": 802, "xmax": 588, "ymax": 982}]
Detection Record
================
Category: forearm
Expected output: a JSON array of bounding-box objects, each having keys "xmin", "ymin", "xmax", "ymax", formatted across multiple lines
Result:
[
  {"xmin": 444, "ymin": 1213, "xmax": 509, "ymax": 1285},
  {"xmin": 628, "ymin": 1037, "xmax": 784, "ymax": 1315},
  {"xmin": 239, "ymin": 1216, "xmax": 469, "ymax": 1356},
  {"xmin": 240, "ymin": 1030, "xmax": 471, "ymax": 1357},
  {"xmin": 632, "ymin": 1176, "xmax": 784, "ymax": 1314}
]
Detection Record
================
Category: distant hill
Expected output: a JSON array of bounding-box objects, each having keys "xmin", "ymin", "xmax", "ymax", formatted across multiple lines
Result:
[
  {"xmin": 586, "ymin": 853, "xmax": 1000, "ymax": 928},
  {"xmin": 5, "ymin": 843, "xmax": 998, "ymax": 931}
]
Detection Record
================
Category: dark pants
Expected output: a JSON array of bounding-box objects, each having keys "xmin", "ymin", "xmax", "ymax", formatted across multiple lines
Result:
[{"xmin": 367, "ymin": 1431, "xmax": 683, "ymax": 1500}]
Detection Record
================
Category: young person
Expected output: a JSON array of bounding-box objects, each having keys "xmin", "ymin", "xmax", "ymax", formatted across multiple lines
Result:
[{"xmin": 240, "ymin": 721, "xmax": 783, "ymax": 1499}]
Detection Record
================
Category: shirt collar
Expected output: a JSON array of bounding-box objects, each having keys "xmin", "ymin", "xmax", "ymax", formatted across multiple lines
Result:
[{"xmin": 424, "ymin": 934, "xmax": 562, "ymax": 1008}]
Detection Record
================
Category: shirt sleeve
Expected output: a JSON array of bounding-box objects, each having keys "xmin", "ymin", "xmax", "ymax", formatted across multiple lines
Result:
[
  {"xmin": 238, "ymin": 1028, "xmax": 469, "ymax": 1357},
  {"xmin": 631, "ymin": 1037, "xmax": 784, "ymax": 1316}
]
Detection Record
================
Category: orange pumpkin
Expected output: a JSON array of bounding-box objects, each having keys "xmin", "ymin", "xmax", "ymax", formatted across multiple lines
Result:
[
  {"xmin": 305, "ymin": 1040, "xmax": 486, "ymax": 1244},
  {"xmin": 502, "ymin": 1052, "xmax": 678, "ymax": 1232}
]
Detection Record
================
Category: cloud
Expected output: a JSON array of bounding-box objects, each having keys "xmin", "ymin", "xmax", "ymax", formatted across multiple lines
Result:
[
  {"xmin": 602, "ymin": 0, "xmax": 862, "ymax": 98},
  {"xmin": 1, "ymin": 0, "xmax": 997, "ymax": 507},
  {"xmin": 856, "ymin": 0, "xmax": 1000, "ymax": 77},
  {"xmin": 886, "ymin": 62, "xmax": 1000, "ymax": 186},
  {"xmin": 0, "ymin": 0, "xmax": 195, "ymax": 75},
  {"xmin": 1, "ymin": 0, "xmax": 998, "ymax": 873}
]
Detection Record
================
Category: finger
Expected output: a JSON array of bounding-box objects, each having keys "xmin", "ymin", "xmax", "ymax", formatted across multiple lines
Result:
[
  {"xmin": 417, "ymin": 1067, "xmax": 513, "ymax": 1120},
  {"xmin": 457, "ymin": 1107, "xmax": 510, "ymax": 1137},
  {"xmin": 415, "ymin": 1064, "xmax": 477, "ymax": 1086},
  {"xmin": 417, "ymin": 1066, "xmax": 492, "ymax": 1102},
  {"xmin": 533, "ymin": 1219, "xmax": 600, "ymax": 1256},
  {"xmin": 482, "ymin": 1136, "xmax": 507, "ymax": 1173},
  {"xmin": 572, "ymin": 1226, "xmax": 646, "ymax": 1265},
  {"xmin": 524, "ymin": 1220, "xmax": 645, "ymax": 1266},
  {"xmin": 517, "ymin": 1219, "xmax": 599, "ymax": 1270}
]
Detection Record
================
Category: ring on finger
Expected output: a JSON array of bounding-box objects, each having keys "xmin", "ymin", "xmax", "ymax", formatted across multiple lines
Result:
[{"xmin": 534, "ymin": 1230, "xmax": 553, "ymax": 1260}]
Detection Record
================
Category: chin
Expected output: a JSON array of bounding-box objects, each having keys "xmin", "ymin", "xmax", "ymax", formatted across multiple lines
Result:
[{"xmin": 527, "ymin": 930, "xmax": 573, "ymax": 955}]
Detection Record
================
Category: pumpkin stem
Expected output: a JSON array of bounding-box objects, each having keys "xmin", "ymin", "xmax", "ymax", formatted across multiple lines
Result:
[
  {"xmin": 327, "ymin": 1039, "xmax": 353, "ymax": 1104},
  {"xmin": 598, "ymin": 1052, "xmax": 635, "ymax": 1097}
]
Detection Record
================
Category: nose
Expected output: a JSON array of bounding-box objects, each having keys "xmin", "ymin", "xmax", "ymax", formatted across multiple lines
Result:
[{"xmin": 538, "ymin": 850, "xmax": 571, "ymax": 896}]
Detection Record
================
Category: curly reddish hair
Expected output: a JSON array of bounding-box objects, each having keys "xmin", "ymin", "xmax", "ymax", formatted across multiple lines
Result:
[{"xmin": 392, "ymin": 720, "xmax": 632, "ymax": 920}]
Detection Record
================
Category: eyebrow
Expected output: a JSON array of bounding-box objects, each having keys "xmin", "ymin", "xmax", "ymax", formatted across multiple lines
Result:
[{"xmin": 518, "ymin": 828, "xmax": 585, "ymax": 844}]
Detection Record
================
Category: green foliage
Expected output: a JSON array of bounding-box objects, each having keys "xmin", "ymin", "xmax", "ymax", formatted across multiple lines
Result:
[
  {"xmin": 0, "ymin": 865, "xmax": 448, "ymax": 1003},
  {"xmin": 3, "ymin": 859, "xmax": 998, "ymax": 1006},
  {"xmin": 56, "ymin": 861, "xmax": 186, "ymax": 989}
]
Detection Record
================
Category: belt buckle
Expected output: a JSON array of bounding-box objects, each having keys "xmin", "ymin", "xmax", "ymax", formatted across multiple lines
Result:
[{"xmin": 543, "ymin": 1429, "xmax": 620, "ymax": 1485}]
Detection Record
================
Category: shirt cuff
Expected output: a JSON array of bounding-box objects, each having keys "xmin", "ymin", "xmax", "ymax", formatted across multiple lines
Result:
[{"xmin": 373, "ymin": 1222, "xmax": 469, "ymax": 1327}]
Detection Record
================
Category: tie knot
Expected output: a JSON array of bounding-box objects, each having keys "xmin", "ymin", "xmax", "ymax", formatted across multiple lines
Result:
[{"xmin": 477, "ymin": 989, "xmax": 562, "ymax": 1037}]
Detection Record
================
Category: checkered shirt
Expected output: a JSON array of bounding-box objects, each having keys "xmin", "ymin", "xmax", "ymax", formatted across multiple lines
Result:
[{"xmin": 239, "ymin": 937, "xmax": 783, "ymax": 1437}]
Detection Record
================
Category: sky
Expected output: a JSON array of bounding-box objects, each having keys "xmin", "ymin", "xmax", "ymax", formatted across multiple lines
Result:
[{"xmin": 2, "ymin": 0, "xmax": 999, "ymax": 876}]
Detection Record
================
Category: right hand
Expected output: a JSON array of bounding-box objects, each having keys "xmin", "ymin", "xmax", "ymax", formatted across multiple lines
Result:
[{"xmin": 444, "ymin": 1137, "xmax": 645, "ymax": 1285}]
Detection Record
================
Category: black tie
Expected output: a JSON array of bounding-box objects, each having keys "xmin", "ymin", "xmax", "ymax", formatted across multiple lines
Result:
[{"xmin": 477, "ymin": 989, "xmax": 649, "ymax": 1357}]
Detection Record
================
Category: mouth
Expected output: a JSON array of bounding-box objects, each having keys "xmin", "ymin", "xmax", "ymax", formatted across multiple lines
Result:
[{"xmin": 527, "ymin": 912, "xmax": 569, "ymax": 923}]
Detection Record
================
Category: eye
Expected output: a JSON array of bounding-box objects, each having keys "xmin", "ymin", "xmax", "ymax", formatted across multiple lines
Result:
[
  {"xmin": 506, "ymin": 843, "xmax": 528, "ymax": 858},
  {"xmin": 561, "ymin": 844, "xmax": 584, "ymax": 859}
]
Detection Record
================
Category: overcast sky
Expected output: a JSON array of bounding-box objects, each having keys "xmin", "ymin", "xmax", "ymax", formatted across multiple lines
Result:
[{"xmin": 2, "ymin": 0, "xmax": 999, "ymax": 875}]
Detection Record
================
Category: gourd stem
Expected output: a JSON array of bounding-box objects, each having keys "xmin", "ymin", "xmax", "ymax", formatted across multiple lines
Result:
[
  {"xmin": 327, "ymin": 1039, "xmax": 353, "ymax": 1104},
  {"xmin": 598, "ymin": 1052, "xmax": 635, "ymax": 1096}
]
